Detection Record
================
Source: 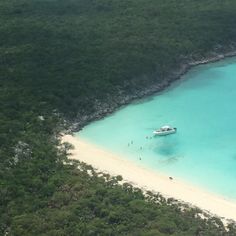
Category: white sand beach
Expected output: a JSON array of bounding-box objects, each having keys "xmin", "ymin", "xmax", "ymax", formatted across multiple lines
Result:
[{"xmin": 62, "ymin": 134, "xmax": 236, "ymax": 222}]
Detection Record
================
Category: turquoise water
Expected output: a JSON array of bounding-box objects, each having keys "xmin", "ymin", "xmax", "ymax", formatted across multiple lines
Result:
[{"xmin": 78, "ymin": 58, "xmax": 236, "ymax": 200}]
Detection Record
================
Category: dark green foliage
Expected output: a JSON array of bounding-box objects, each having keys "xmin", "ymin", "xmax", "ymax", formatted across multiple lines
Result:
[
  {"xmin": 4, "ymin": 163, "xmax": 235, "ymax": 235},
  {"xmin": 1, "ymin": 0, "xmax": 236, "ymax": 235},
  {"xmin": 1, "ymin": 0, "xmax": 236, "ymax": 117}
]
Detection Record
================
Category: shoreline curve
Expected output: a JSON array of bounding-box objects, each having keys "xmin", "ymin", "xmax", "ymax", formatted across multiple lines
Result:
[{"xmin": 62, "ymin": 134, "xmax": 236, "ymax": 222}]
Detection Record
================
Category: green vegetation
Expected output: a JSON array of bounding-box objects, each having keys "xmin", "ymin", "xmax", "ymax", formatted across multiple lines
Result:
[
  {"xmin": 1, "ymin": 0, "xmax": 236, "ymax": 235},
  {"xmin": 4, "ymin": 161, "xmax": 236, "ymax": 235}
]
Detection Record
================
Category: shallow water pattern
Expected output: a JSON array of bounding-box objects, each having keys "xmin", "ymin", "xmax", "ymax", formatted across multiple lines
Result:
[{"xmin": 78, "ymin": 58, "xmax": 236, "ymax": 200}]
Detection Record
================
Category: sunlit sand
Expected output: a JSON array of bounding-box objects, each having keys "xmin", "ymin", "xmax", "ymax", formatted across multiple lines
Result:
[{"xmin": 63, "ymin": 134, "xmax": 236, "ymax": 222}]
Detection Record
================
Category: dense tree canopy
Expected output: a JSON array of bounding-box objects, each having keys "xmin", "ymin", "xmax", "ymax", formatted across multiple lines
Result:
[
  {"xmin": 1, "ymin": 0, "xmax": 236, "ymax": 235},
  {"xmin": 1, "ymin": 0, "xmax": 236, "ymax": 117}
]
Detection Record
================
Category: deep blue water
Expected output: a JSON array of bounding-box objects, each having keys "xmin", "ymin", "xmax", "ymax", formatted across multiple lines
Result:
[{"xmin": 77, "ymin": 57, "xmax": 236, "ymax": 200}]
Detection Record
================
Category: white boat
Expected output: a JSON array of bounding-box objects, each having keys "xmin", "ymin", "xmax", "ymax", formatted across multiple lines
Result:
[{"xmin": 153, "ymin": 125, "xmax": 177, "ymax": 136}]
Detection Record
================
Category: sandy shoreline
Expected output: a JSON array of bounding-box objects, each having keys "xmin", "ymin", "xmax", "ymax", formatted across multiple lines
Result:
[{"xmin": 62, "ymin": 134, "xmax": 236, "ymax": 222}]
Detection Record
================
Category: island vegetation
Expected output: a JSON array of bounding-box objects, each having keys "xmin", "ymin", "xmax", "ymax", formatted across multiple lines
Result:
[{"xmin": 1, "ymin": 0, "xmax": 236, "ymax": 235}]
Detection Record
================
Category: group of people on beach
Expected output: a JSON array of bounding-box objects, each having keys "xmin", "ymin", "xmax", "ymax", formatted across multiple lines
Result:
[{"xmin": 127, "ymin": 138, "xmax": 174, "ymax": 181}]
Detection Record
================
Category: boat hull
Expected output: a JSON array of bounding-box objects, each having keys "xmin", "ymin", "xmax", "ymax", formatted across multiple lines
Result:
[{"xmin": 153, "ymin": 128, "xmax": 177, "ymax": 136}]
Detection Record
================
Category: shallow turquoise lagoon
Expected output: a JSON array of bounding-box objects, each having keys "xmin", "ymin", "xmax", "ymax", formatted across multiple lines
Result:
[{"xmin": 78, "ymin": 58, "xmax": 236, "ymax": 200}]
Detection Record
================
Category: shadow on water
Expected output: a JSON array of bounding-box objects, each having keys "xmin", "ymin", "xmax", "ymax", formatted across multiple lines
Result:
[
  {"xmin": 132, "ymin": 95, "xmax": 155, "ymax": 105},
  {"xmin": 232, "ymin": 154, "xmax": 236, "ymax": 161},
  {"xmin": 154, "ymin": 136, "xmax": 177, "ymax": 154},
  {"xmin": 158, "ymin": 155, "xmax": 182, "ymax": 165}
]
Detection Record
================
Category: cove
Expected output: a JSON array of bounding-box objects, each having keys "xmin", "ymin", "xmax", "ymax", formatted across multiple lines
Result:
[{"xmin": 77, "ymin": 57, "xmax": 236, "ymax": 200}]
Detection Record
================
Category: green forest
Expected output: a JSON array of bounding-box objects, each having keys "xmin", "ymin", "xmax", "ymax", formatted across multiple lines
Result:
[{"xmin": 1, "ymin": 0, "xmax": 236, "ymax": 235}]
